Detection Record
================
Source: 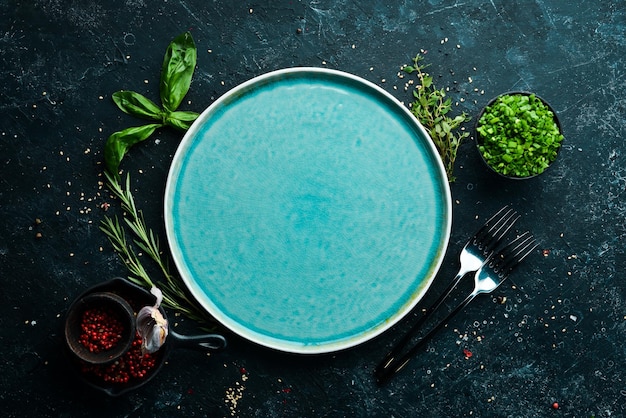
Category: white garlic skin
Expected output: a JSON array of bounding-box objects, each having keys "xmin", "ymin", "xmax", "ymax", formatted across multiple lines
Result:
[{"xmin": 136, "ymin": 287, "xmax": 169, "ymax": 354}]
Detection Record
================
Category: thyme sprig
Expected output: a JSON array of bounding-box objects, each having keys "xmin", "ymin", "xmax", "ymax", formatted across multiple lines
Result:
[
  {"xmin": 100, "ymin": 171, "xmax": 213, "ymax": 326},
  {"xmin": 403, "ymin": 54, "xmax": 470, "ymax": 182}
]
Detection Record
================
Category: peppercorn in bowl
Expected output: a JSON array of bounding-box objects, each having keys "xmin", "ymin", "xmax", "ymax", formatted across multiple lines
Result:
[
  {"xmin": 475, "ymin": 91, "xmax": 564, "ymax": 179},
  {"xmin": 64, "ymin": 291, "xmax": 136, "ymax": 365}
]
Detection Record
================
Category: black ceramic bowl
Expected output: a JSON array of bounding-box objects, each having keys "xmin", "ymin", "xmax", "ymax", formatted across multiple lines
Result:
[
  {"xmin": 64, "ymin": 291, "xmax": 136, "ymax": 365},
  {"xmin": 475, "ymin": 91, "xmax": 563, "ymax": 180}
]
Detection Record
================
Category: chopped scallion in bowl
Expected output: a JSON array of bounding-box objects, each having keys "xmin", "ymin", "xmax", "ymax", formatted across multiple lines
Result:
[{"xmin": 475, "ymin": 92, "xmax": 564, "ymax": 179}]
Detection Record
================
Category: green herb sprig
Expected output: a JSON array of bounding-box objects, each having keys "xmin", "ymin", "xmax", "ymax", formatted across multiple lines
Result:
[
  {"xmin": 403, "ymin": 54, "xmax": 470, "ymax": 182},
  {"xmin": 104, "ymin": 31, "xmax": 199, "ymax": 175},
  {"xmin": 100, "ymin": 171, "xmax": 214, "ymax": 326},
  {"xmin": 476, "ymin": 93, "xmax": 563, "ymax": 178},
  {"xmin": 100, "ymin": 32, "xmax": 212, "ymax": 326}
]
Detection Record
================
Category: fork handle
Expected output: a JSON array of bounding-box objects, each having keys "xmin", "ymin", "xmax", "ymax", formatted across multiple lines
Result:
[
  {"xmin": 375, "ymin": 291, "xmax": 478, "ymax": 385},
  {"xmin": 375, "ymin": 271, "xmax": 467, "ymax": 379}
]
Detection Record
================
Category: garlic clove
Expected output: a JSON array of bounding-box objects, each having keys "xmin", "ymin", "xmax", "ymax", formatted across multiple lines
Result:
[
  {"xmin": 136, "ymin": 287, "xmax": 169, "ymax": 354},
  {"xmin": 150, "ymin": 286, "xmax": 163, "ymax": 308}
]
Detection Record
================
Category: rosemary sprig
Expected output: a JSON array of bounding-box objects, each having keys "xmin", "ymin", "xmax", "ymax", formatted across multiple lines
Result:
[
  {"xmin": 100, "ymin": 171, "xmax": 214, "ymax": 326},
  {"xmin": 403, "ymin": 54, "xmax": 470, "ymax": 182},
  {"xmin": 100, "ymin": 215, "xmax": 154, "ymax": 288}
]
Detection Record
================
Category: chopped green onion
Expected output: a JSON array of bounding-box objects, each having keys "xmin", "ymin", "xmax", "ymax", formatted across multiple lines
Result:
[{"xmin": 477, "ymin": 93, "xmax": 564, "ymax": 178}]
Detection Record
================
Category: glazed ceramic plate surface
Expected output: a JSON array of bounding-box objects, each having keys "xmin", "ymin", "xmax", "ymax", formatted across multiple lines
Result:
[{"xmin": 165, "ymin": 68, "xmax": 451, "ymax": 354}]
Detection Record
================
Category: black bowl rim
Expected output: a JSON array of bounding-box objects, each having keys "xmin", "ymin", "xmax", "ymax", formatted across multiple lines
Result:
[
  {"xmin": 474, "ymin": 90, "xmax": 563, "ymax": 180},
  {"xmin": 64, "ymin": 291, "xmax": 137, "ymax": 365}
]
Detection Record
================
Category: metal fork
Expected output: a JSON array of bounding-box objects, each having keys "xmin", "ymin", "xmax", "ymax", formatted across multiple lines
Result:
[
  {"xmin": 375, "ymin": 206, "xmax": 518, "ymax": 379},
  {"xmin": 375, "ymin": 231, "xmax": 537, "ymax": 384}
]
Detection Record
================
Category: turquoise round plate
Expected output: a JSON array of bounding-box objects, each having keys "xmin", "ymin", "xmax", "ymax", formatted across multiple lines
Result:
[{"xmin": 164, "ymin": 68, "xmax": 451, "ymax": 354}]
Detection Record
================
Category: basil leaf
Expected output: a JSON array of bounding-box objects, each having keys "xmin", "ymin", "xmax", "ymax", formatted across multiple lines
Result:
[
  {"xmin": 104, "ymin": 124, "xmax": 162, "ymax": 174},
  {"xmin": 112, "ymin": 91, "xmax": 163, "ymax": 121},
  {"xmin": 160, "ymin": 32, "xmax": 197, "ymax": 112},
  {"xmin": 165, "ymin": 110, "xmax": 200, "ymax": 131}
]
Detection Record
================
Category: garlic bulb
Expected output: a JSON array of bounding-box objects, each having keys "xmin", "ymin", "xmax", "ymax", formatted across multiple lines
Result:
[{"xmin": 136, "ymin": 286, "xmax": 169, "ymax": 354}]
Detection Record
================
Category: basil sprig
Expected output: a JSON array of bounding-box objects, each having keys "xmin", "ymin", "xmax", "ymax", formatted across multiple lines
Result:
[
  {"xmin": 112, "ymin": 91, "xmax": 162, "ymax": 121},
  {"xmin": 104, "ymin": 124, "xmax": 162, "ymax": 175},
  {"xmin": 160, "ymin": 32, "xmax": 197, "ymax": 113},
  {"xmin": 104, "ymin": 32, "xmax": 199, "ymax": 174}
]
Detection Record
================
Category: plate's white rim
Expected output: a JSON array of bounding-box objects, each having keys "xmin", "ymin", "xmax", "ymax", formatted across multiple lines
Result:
[{"xmin": 164, "ymin": 67, "xmax": 452, "ymax": 354}]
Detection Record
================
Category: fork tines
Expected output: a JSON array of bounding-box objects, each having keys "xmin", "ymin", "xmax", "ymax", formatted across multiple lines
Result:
[
  {"xmin": 491, "ymin": 231, "xmax": 538, "ymax": 277},
  {"xmin": 473, "ymin": 206, "xmax": 521, "ymax": 254}
]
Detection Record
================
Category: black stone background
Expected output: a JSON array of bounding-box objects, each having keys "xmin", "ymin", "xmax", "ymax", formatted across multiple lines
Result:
[{"xmin": 1, "ymin": 1, "xmax": 625, "ymax": 416}]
